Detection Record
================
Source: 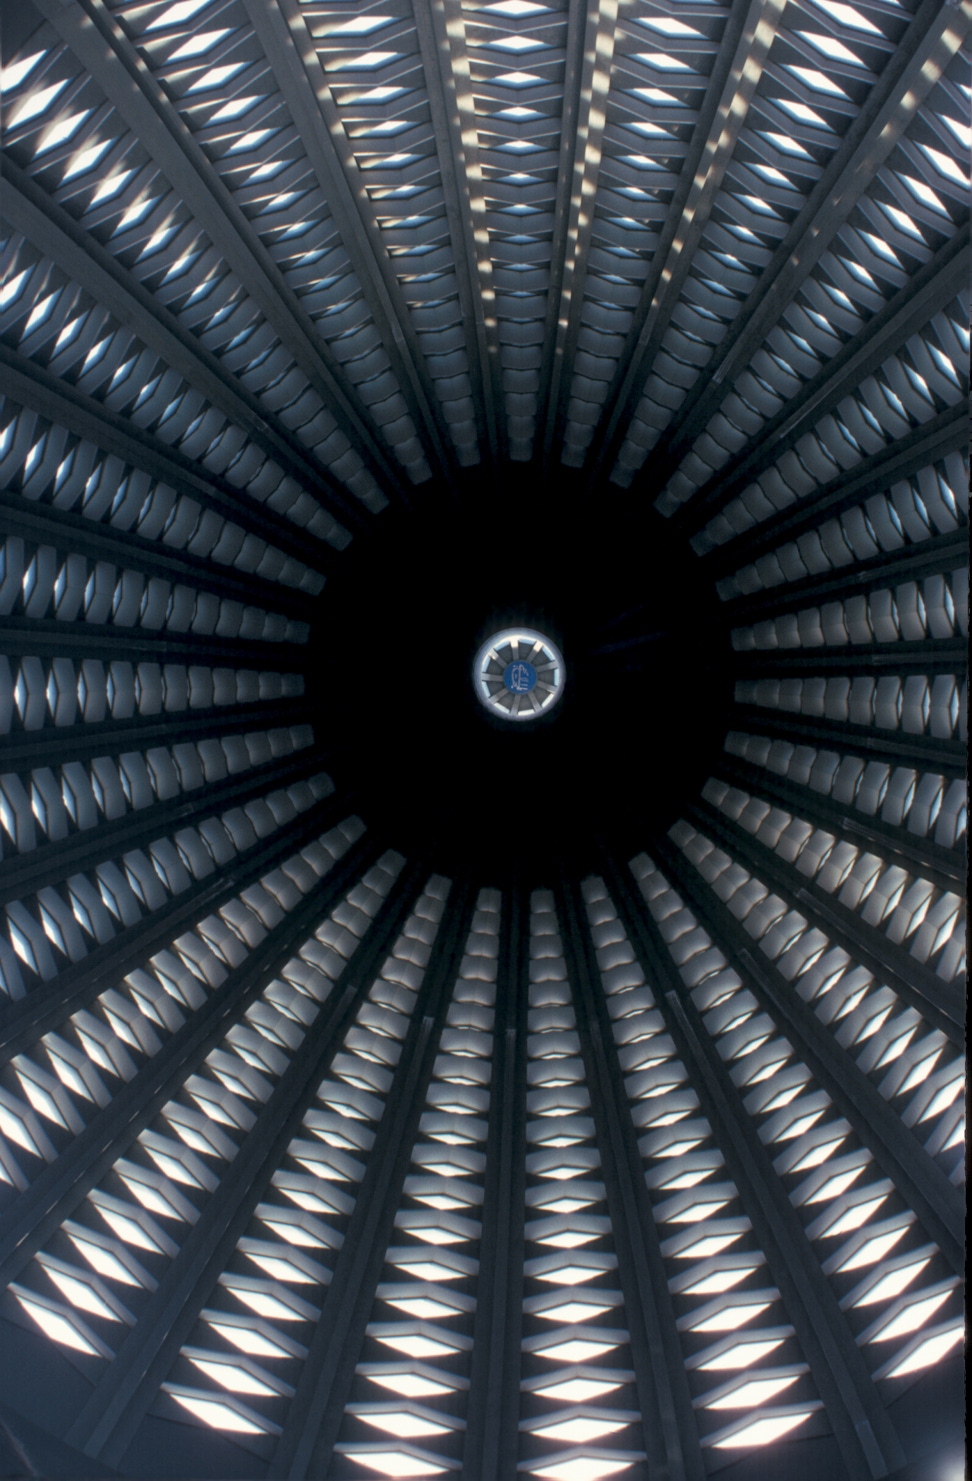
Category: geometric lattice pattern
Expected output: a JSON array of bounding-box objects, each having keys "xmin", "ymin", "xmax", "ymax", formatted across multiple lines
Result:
[{"xmin": 0, "ymin": 0, "xmax": 966, "ymax": 1477}]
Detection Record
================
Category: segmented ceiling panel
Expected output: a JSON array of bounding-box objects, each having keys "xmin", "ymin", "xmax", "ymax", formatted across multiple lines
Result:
[{"xmin": 0, "ymin": 0, "xmax": 967, "ymax": 1477}]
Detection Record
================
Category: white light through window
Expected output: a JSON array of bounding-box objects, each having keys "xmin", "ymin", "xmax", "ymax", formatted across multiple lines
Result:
[
  {"xmin": 713, "ymin": 1412, "xmax": 812, "ymax": 1448},
  {"xmin": 473, "ymin": 629, "xmax": 565, "ymax": 721}
]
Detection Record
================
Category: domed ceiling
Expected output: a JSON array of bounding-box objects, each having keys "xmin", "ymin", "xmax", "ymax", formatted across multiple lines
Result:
[{"xmin": 0, "ymin": 0, "xmax": 967, "ymax": 1477}]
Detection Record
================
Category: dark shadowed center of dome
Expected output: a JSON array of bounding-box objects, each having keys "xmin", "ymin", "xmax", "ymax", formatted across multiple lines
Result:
[{"xmin": 309, "ymin": 476, "xmax": 733, "ymax": 873}]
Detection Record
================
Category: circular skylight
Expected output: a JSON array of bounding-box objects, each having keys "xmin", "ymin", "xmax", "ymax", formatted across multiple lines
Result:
[{"xmin": 473, "ymin": 627, "xmax": 565, "ymax": 721}]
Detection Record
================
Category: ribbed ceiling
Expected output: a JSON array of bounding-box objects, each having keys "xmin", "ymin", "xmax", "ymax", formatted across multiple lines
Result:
[{"xmin": 0, "ymin": 0, "xmax": 967, "ymax": 1478}]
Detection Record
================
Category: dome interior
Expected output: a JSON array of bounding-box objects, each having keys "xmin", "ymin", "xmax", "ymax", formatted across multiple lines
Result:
[{"xmin": 0, "ymin": 0, "xmax": 966, "ymax": 1477}]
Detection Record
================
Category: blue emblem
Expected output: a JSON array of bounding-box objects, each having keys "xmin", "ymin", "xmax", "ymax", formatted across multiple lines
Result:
[{"xmin": 503, "ymin": 659, "xmax": 537, "ymax": 694}]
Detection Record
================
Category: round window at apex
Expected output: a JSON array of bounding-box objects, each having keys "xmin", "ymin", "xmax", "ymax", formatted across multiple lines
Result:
[{"xmin": 473, "ymin": 628, "xmax": 565, "ymax": 722}]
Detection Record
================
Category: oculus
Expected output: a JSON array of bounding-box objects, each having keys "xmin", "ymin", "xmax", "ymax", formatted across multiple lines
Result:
[{"xmin": 473, "ymin": 627, "xmax": 566, "ymax": 721}]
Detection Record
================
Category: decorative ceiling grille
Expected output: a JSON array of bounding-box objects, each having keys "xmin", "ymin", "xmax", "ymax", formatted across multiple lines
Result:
[{"xmin": 0, "ymin": 0, "xmax": 967, "ymax": 1476}]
